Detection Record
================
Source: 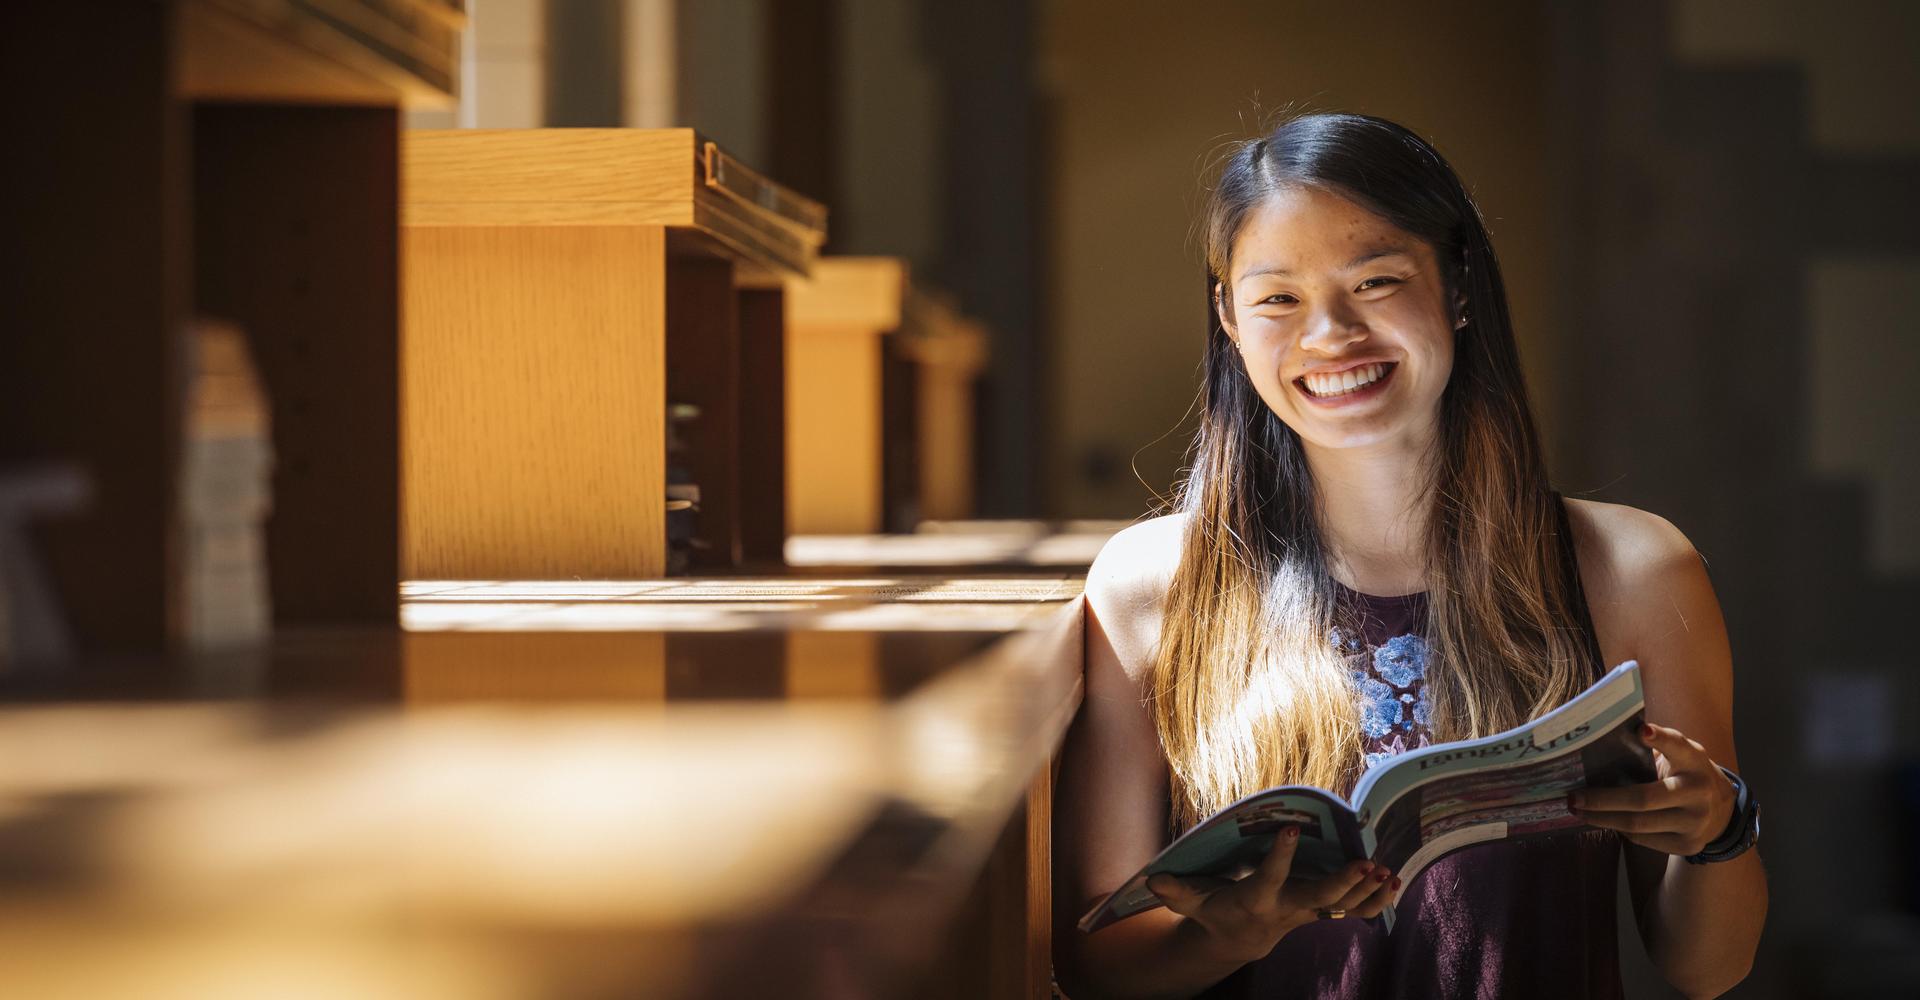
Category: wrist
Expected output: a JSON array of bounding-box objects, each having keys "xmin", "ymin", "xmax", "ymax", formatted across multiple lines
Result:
[
  {"xmin": 1177, "ymin": 914, "xmax": 1274, "ymax": 968},
  {"xmin": 1706, "ymin": 767, "xmax": 1742, "ymax": 841},
  {"xmin": 1686, "ymin": 764, "xmax": 1759, "ymax": 864}
]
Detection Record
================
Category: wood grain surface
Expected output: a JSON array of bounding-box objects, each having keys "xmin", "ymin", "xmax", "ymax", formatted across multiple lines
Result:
[
  {"xmin": 785, "ymin": 257, "xmax": 907, "ymax": 331},
  {"xmin": 402, "ymin": 225, "xmax": 667, "ymax": 578},
  {"xmin": 403, "ymin": 129, "xmax": 822, "ymax": 275},
  {"xmin": 403, "ymin": 129, "xmax": 698, "ymax": 210},
  {"xmin": 786, "ymin": 326, "xmax": 885, "ymax": 534}
]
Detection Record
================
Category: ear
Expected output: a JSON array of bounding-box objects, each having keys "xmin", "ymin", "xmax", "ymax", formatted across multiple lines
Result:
[{"xmin": 1214, "ymin": 281, "xmax": 1239, "ymax": 346}]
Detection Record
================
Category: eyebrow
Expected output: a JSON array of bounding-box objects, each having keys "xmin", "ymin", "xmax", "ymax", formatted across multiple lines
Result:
[{"xmin": 1236, "ymin": 245, "xmax": 1416, "ymax": 282}]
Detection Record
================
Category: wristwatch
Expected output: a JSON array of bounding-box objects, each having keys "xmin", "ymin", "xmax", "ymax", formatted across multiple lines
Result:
[{"xmin": 1685, "ymin": 764, "xmax": 1760, "ymax": 864}]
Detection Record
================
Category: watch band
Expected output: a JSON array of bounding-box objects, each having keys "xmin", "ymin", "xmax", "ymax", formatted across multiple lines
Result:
[{"xmin": 1685, "ymin": 764, "xmax": 1759, "ymax": 864}]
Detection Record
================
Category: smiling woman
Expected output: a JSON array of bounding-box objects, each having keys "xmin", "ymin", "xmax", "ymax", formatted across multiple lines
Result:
[
  {"xmin": 1214, "ymin": 179, "xmax": 1461, "ymax": 457},
  {"xmin": 1052, "ymin": 113, "xmax": 1767, "ymax": 1000}
]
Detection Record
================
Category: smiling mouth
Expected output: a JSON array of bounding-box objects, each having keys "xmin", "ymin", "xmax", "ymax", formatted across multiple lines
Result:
[{"xmin": 1295, "ymin": 362, "xmax": 1396, "ymax": 399}]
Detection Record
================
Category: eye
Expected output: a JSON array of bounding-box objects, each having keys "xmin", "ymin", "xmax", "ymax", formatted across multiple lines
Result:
[
  {"xmin": 1259, "ymin": 293, "xmax": 1297, "ymax": 305},
  {"xmin": 1358, "ymin": 276, "xmax": 1402, "ymax": 291}
]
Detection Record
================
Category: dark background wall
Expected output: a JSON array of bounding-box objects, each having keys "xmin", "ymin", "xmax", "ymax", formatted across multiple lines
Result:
[
  {"xmin": 1039, "ymin": 0, "xmax": 1561, "ymax": 521},
  {"xmin": 1547, "ymin": 2, "xmax": 1920, "ymax": 996}
]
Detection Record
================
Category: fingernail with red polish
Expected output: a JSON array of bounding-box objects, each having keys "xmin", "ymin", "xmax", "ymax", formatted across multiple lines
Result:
[
  {"xmin": 1641, "ymin": 723, "xmax": 1656, "ymax": 740},
  {"xmin": 1286, "ymin": 825, "xmax": 1300, "ymax": 839},
  {"xmin": 1391, "ymin": 876, "xmax": 1401, "ymax": 889},
  {"xmin": 1374, "ymin": 869, "xmax": 1390, "ymax": 882}
]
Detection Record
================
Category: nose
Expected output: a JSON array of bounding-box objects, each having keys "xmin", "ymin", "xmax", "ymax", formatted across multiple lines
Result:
[{"xmin": 1300, "ymin": 300, "xmax": 1368, "ymax": 355}]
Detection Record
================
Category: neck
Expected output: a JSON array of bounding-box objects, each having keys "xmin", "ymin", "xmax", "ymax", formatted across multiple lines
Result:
[{"xmin": 1301, "ymin": 431, "xmax": 1435, "ymax": 597}]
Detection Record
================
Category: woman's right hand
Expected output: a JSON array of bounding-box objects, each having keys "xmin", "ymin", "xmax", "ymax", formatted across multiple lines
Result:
[{"xmin": 1144, "ymin": 825, "xmax": 1400, "ymax": 964}]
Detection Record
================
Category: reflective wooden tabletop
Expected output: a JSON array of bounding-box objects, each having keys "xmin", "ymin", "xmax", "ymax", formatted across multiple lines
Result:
[{"xmin": 0, "ymin": 574, "xmax": 1086, "ymax": 999}]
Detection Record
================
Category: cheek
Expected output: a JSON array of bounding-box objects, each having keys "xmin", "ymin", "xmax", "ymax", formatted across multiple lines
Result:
[
  {"xmin": 1235, "ymin": 347, "xmax": 1310, "ymax": 430},
  {"xmin": 1234, "ymin": 341, "xmax": 1293, "ymax": 402},
  {"xmin": 1428, "ymin": 336, "xmax": 1457, "ymax": 391}
]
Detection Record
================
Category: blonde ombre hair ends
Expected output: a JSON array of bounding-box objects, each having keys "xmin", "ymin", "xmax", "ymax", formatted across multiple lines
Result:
[{"xmin": 1152, "ymin": 113, "xmax": 1601, "ymax": 833}]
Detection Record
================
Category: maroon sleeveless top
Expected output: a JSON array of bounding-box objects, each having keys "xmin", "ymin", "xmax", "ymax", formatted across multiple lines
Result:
[{"xmin": 1197, "ymin": 505, "xmax": 1625, "ymax": 999}]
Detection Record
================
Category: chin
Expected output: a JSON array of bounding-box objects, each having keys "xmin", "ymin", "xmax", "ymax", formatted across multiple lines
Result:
[
  {"xmin": 1275, "ymin": 409, "xmax": 1435, "ymax": 454},
  {"xmin": 1298, "ymin": 426, "xmax": 1402, "ymax": 451}
]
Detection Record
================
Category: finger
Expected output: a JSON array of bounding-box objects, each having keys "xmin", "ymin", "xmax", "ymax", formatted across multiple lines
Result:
[
  {"xmin": 1573, "ymin": 806, "xmax": 1692, "ymax": 836},
  {"xmin": 1146, "ymin": 872, "xmax": 1211, "ymax": 918},
  {"xmin": 1350, "ymin": 872, "xmax": 1401, "ymax": 920},
  {"xmin": 1327, "ymin": 863, "xmax": 1393, "ymax": 913},
  {"xmin": 1246, "ymin": 823, "xmax": 1302, "ymax": 894},
  {"xmin": 1570, "ymin": 776, "xmax": 1683, "ymax": 812},
  {"xmin": 1282, "ymin": 859, "xmax": 1375, "ymax": 911},
  {"xmin": 1641, "ymin": 722, "xmax": 1710, "ymax": 765}
]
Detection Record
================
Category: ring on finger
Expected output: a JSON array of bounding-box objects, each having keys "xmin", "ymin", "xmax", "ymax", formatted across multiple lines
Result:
[{"xmin": 1316, "ymin": 907, "xmax": 1347, "ymax": 919}]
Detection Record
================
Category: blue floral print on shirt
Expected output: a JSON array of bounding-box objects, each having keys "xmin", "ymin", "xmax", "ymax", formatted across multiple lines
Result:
[
  {"xmin": 1357, "ymin": 676, "xmax": 1404, "ymax": 740},
  {"xmin": 1373, "ymin": 634, "xmax": 1428, "ymax": 687},
  {"xmin": 1346, "ymin": 631, "xmax": 1435, "ymax": 771}
]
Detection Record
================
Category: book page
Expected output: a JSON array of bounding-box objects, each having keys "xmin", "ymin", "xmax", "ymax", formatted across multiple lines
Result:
[{"xmin": 1355, "ymin": 661, "xmax": 1655, "ymax": 886}]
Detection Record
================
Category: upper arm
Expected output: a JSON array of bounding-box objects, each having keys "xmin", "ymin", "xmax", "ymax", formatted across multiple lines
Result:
[
  {"xmin": 1573, "ymin": 503, "xmax": 1741, "ymax": 920},
  {"xmin": 1580, "ymin": 506, "xmax": 1738, "ymax": 770},
  {"xmin": 1054, "ymin": 516, "xmax": 1184, "ymax": 931}
]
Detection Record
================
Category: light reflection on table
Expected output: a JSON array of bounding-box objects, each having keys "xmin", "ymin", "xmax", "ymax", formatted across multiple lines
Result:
[{"xmin": 400, "ymin": 575, "xmax": 1083, "ymax": 633}]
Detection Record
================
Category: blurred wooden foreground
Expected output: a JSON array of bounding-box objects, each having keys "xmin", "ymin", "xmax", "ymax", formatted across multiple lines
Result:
[{"xmin": 0, "ymin": 576, "xmax": 1087, "ymax": 1000}]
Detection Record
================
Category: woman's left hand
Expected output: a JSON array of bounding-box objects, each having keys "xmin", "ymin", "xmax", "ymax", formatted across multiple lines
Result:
[{"xmin": 1568, "ymin": 722, "xmax": 1738, "ymax": 857}]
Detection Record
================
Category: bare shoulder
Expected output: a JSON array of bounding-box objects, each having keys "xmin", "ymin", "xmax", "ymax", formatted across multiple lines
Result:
[
  {"xmin": 1083, "ymin": 511, "xmax": 1190, "ymax": 682},
  {"xmin": 1562, "ymin": 496, "xmax": 1701, "ymax": 590},
  {"xmin": 1561, "ymin": 496, "xmax": 1719, "ymax": 665},
  {"xmin": 1086, "ymin": 511, "xmax": 1189, "ymax": 602}
]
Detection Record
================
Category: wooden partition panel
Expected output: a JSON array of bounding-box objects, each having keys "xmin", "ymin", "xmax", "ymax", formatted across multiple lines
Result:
[
  {"xmin": 194, "ymin": 103, "xmax": 400, "ymax": 625},
  {"xmin": 403, "ymin": 226, "xmax": 668, "ymax": 579},
  {"xmin": 737, "ymin": 287, "xmax": 788, "ymax": 566},
  {"xmin": 666, "ymin": 257, "xmax": 742, "ymax": 570},
  {"xmin": 0, "ymin": 5, "xmax": 182, "ymax": 652},
  {"xmin": 915, "ymin": 334, "xmax": 988, "ymax": 521},
  {"xmin": 784, "ymin": 257, "xmax": 903, "ymax": 536},
  {"xmin": 880, "ymin": 347, "xmax": 923, "ymax": 532},
  {"xmin": 4, "ymin": 1, "xmax": 455, "ymax": 658},
  {"xmin": 786, "ymin": 327, "xmax": 885, "ymax": 534}
]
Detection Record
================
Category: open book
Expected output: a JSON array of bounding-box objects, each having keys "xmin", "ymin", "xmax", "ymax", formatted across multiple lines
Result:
[{"xmin": 1078, "ymin": 659, "xmax": 1656, "ymax": 934}]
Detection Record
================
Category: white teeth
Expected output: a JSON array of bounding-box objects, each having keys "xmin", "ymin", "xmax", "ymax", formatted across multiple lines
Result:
[{"xmin": 1303, "ymin": 363, "xmax": 1389, "ymax": 397}]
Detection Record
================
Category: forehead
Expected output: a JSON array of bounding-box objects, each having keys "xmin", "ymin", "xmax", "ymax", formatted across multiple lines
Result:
[{"xmin": 1229, "ymin": 185, "xmax": 1427, "ymax": 281}]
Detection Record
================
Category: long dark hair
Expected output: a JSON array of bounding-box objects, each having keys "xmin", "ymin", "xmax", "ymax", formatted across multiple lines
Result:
[{"xmin": 1152, "ymin": 112, "xmax": 1597, "ymax": 830}]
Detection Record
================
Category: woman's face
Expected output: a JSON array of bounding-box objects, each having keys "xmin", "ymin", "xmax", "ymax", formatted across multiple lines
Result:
[{"xmin": 1219, "ymin": 184, "xmax": 1462, "ymax": 455}]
